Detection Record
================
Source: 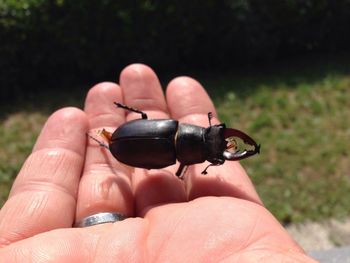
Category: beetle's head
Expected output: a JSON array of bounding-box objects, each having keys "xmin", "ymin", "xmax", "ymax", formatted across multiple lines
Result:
[{"xmin": 223, "ymin": 128, "xmax": 260, "ymax": 161}]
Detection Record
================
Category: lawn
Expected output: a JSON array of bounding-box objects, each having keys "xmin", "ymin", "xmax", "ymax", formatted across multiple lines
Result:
[{"xmin": 1, "ymin": 55, "xmax": 350, "ymax": 223}]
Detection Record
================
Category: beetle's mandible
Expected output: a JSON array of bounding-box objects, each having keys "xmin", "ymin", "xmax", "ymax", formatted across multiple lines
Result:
[{"xmin": 88, "ymin": 102, "xmax": 260, "ymax": 177}]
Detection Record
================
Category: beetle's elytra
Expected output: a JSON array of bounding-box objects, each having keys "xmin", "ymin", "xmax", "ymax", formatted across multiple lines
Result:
[{"xmin": 89, "ymin": 102, "xmax": 260, "ymax": 177}]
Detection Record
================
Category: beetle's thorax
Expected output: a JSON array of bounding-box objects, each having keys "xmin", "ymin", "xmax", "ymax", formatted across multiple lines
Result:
[{"xmin": 175, "ymin": 123, "xmax": 206, "ymax": 165}]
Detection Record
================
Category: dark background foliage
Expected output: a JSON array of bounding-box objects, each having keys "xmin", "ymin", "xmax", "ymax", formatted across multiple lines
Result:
[{"xmin": 1, "ymin": 0, "xmax": 350, "ymax": 99}]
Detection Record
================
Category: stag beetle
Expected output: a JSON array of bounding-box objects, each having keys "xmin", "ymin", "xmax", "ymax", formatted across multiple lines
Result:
[{"xmin": 89, "ymin": 102, "xmax": 260, "ymax": 177}]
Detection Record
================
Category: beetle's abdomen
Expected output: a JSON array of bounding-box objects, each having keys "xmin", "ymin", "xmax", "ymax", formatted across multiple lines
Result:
[
  {"xmin": 176, "ymin": 124, "xmax": 206, "ymax": 165},
  {"xmin": 110, "ymin": 119, "xmax": 178, "ymax": 169}
]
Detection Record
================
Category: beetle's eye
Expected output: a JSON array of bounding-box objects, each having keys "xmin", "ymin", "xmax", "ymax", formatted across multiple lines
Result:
[{"xmin": 225, "ymin": 136, "xmax": 255, "ymax": 154}]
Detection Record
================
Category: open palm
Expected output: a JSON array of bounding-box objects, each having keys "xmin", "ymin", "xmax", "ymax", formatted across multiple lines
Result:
[{"xmin": 0, "ymin": 65, "xmax": 315, "ymax": 262}]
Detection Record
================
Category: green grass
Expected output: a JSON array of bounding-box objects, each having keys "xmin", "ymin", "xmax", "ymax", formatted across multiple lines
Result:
[
  {"xmin": 0, "ymin": 113, "xmax": 47, "ymax": 203},
  {"xmin": 1, "ymin": 55, "xmax": 350, "ymax": 223},
  {"xmin": 202, "ymin": 57, "xmax": 350, "ymax": 223}
]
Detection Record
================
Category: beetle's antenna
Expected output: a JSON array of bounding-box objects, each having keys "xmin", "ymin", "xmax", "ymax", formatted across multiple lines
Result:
[
  {"xmin": 201, "ymin": 164, "xmax": 211, "ymax": 175},
  {"xmin": 87, "ymin": 133, "xmax": 109, "ymax": 149},
  {"xmin": 201, "ymin": 161, "xmax": 222, "ymax": 175},
  {"xmin": 114, "ymin": 102, "xmax": 148, "ymax": 119},
  {"xmin": 201, "ymin": 163, "xmax": 216, "ymax": 175}
]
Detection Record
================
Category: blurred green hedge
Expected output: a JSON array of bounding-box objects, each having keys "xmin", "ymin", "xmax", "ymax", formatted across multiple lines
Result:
[{"xmin": 1, "ymin": 0, "xmax": 350, "ymax": 98}]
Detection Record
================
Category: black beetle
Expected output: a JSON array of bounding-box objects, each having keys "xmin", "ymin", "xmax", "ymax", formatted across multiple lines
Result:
[{"xmin": 89, "ymin": 102, "xmax": 260, "ymax": 177}]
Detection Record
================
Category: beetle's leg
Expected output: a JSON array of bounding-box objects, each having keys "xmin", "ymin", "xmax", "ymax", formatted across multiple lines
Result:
[
  {"xmin": 114, "ymin": 102, "xmax": 148, "ymax": 119},
  {"xmin": 207, "ymin": 112, "xmax": 213, "ymax": 127},
  {"xmin": 175, "ymin": 163, "xmax": 187, "ymax": 178},
  {"xmin": 87, "ymin": 133, "xmax": 109, "ymax": 149}
]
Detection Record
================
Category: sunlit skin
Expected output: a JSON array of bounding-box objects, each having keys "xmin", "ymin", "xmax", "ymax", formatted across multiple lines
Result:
[{"xmin": 0, "ymin": 64, "xmax": 317, "ymax": 262}]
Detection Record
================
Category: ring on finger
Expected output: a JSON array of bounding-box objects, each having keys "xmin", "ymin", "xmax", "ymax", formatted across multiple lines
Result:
[{"xmin": 74, "ymin": 212, "xmax": 126, "ymax": 227}]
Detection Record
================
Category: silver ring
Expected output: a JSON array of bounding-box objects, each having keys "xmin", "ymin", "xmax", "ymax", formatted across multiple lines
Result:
[{"xmin": 74, "ymin": 212, "xmax": 126, "ymax": 227}]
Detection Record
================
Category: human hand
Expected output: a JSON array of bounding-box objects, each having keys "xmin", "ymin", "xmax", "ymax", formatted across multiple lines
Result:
[{"xmin": 0, "ymin": 64, "xmax": 316, "ymax": 262}]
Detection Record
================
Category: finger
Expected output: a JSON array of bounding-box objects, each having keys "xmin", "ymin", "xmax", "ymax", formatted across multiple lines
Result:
[
  {"xmin": 119, "ymin": 64, "xmax": 186, "ymax": 215},
  {"xmin": 120, "ymin": 64, "xmax": 168, "ymax": 120},
  {"xmin": 167, "ymin": 77, "xmax": 217, "ymax": 120},
  {"xmin": 145, "ymin": 198, "xmax": 309, "ymax": 262},
  {"xmin": 76, "ymin": 82, "xmax": 134, "ymax": 222},
  {"xmin": 0, "ymin": 108, "xmax": 88, "ymax": 247},
  {"xmin": 0, "ymin": 203, "xmax": 312, "ymax": 262},
  {"xmin": 166, "ymin": 77, "xmax": 263, "ymax": 205},
  {"xmin": 0, "ymin": 219, "xmax": 148, "ymax": 262}
]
